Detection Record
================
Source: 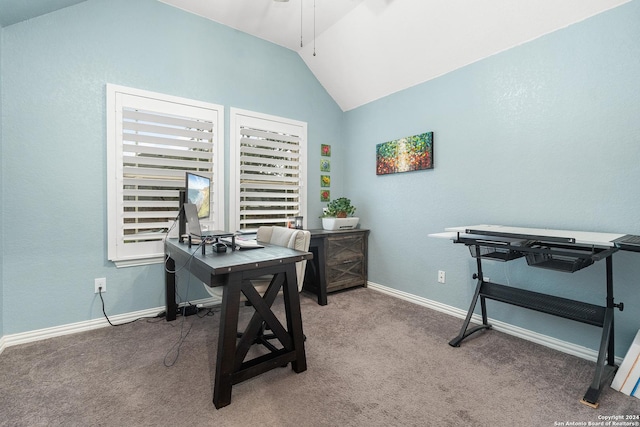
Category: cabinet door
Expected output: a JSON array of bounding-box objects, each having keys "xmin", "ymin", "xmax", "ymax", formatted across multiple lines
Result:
[
  {"xmin": 326, "ymin": 234, "xmax": 366, "ymax": 291},
  {"xmin": 326, "ymin": 234, "xmax": 364, "ymax": 264}
]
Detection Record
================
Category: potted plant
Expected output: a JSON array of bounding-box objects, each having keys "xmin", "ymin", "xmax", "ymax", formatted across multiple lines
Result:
[{"xmin": 321, "ymin": 197, "xmax": 359, "ymax": 230}]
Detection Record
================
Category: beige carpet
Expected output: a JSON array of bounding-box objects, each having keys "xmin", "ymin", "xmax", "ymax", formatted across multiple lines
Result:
[{"xmin": 0, "ymin": 287, "xmax": 638, "ymax": 426}]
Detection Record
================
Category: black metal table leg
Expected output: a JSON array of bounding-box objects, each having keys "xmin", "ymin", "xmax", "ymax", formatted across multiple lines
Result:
[
  {"xmin": 581, "ymin": 256, "xmax": 619, "ymax": 408},
  {"xmin": 449, "ymin": 279, "xmax": 493, "ymax": 347},
  {"xmin": 449, "ymin": 246, "xmax": 492, "ymax": 347}
]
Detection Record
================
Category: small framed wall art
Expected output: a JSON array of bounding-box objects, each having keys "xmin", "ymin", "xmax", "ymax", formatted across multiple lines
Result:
[{"xmin": 320, "ymin": 143, "xmax": 331, "ymax": 201}]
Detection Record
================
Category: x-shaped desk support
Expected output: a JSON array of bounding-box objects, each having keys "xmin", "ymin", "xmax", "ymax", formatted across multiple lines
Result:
[{"xmin": 213, "ymin": 263, "xmax": 307, "ymax": 409}]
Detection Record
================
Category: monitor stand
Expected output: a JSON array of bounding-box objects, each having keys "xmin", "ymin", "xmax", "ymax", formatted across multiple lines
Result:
[{"xmin": 178, "ymin": 190, "xmax": 186, "ymax": 243}]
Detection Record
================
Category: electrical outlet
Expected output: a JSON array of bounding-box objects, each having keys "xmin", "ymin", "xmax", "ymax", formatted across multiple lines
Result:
[
  {"xmin": 95, "ymin": 277, "xmax": 106, "ymax": 294},
  {"xmin": 438, "ymin": 270, "xmax": 446, "ymax": 284}
]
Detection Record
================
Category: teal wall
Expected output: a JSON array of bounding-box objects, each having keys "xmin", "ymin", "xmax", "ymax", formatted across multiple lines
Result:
[
  {"xmin": 0, "ymin": 0, "xmax": 343, "ymax": 334},
  {"xmin": 344, "ymin": 0, "xmax": 640, "ymax": 354},
  {"xmin": 1, "ymin": 0, "xmax": 639, "ymax": 358}
]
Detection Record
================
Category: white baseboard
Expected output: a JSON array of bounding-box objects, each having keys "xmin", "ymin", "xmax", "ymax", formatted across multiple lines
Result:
[
  {"xmin": 367, "ymin": 281, "xmax": 623, "ymax": 365},
  {"xmin": 0, "ymin": 285, "xmax": 620, "ymax": 366},
  {"xmin": 0, "ymin": 296, "xmax": 220, "ymax": 355},
  {"xmin": 0, "ymin": 307, "xmax": 164, "ymax": 354}
]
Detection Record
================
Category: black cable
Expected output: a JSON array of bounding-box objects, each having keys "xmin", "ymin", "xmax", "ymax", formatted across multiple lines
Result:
[
  {"xmin": 163, "ymin": 305, "xmax": 218, "ymax": 367},
  {"xmin": 163, "ymin": 313, "xmax": 193, "ymax": 367},
  {"xmin": 98, "ymin": 289, "xmax": 165, "ymax": 327},
  {"xmin": 162, "ymin": 240, "xmax": 205, "ymax": 312},
  {"xmin": 163, "ymin": 243, "xmax": 204, "ymax": 275},
  {"xmin": 97, "ymin": 226, "xmax": 215, "ymax": 365},
  {"xmin": 97, "ymin": 232, "xmax": 216, "ymax": 366},
  {"xmin": 164, "ymin": 245, "xmax": 196, "ymax": 367},
  {"xmin": 197, "ymin": 307, "xmax": 218, "ymax": 318}
]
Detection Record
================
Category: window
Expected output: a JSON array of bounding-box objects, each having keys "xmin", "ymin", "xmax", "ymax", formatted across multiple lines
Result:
[
  {"xmin": 229, "ymin": 108, "xmax": 307, "ymax": 232},
  {"xmin": 107, "ymin": 84, "xmax": 223, "ymax": 266}
]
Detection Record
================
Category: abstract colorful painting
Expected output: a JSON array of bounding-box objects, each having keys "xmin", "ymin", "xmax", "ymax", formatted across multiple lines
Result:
[
  {"xmin": 321, "ymin": 144, "xmax": 331, "ymax": 157},
  {"xmin": 321, "ymin": 190, "xmax": 330, "ymax": 202},
  {"xmin": 320, "ymin": 159, "xmax": 330, "ymax": 172},
  {"xmin": 321, "ymin": 175, "xmax": 331, "ymax": 187},
  {"xmin": 376, "ymin": 132, "xmax": 433, "ymax": 175}
]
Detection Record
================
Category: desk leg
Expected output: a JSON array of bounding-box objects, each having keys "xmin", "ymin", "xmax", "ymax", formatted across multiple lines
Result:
[
  {"xmin": 213, "ymin": 273, "xmax": 242, "ymax": 409},
  {"xmin": 283, "ymin": 263, "xmax": 307, "ymax": 373},
  {"xmin": 449, "ymin": 247, "xmax": 492, "ymax": 347},
  {"xmin": 165, "ymin": 256, "xmax": 177, "ymax": 322},
  {"xmin": 581, "ymin": 309, "xmax": 615, "ymax": 408},
  {"xmin": 581, "ymin": 256, "xmax": 619, "ymax": 408},
  {"xmin": 304, "ymin": 243, "xmax": 327, "ymax": 306},
  {"xmin": 606, "ymin": 256, "xmax": 617, "ymax": 367},
  {"xmin": 449, "ymin": 279, "xmax": 492, "ymax": 347}
]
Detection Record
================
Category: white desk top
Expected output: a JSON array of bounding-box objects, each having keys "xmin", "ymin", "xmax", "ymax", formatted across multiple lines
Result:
[{"xmin": 438, "ymin": 224, "xmax": 625, "ymax": 248}]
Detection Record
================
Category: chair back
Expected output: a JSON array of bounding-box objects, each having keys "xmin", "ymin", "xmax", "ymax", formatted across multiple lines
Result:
[{"xmin": 257, "ymin": 226, "xmax": 311, "ymax": 291}]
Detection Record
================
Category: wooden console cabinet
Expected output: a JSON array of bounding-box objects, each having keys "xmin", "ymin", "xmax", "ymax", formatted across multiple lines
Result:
[{"xmin": 303, "ymin": 229, "xmax": 370, "ymax": 305}]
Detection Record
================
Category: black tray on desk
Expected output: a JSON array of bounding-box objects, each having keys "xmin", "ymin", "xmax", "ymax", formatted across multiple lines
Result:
[
  {"xmin": 525, "ymin": 252, "xmax": 594, "ymax": 272},
  {"xmin": 468, "ymin": 245, "xmax": 524, "ymax": 262},
  {"xmin": 524, "ymin": 244, "xmax": 598, "ymax": 273},
  {"xmin": 462, "ymin": 235, "xmax": 530, "ymax": 262}
]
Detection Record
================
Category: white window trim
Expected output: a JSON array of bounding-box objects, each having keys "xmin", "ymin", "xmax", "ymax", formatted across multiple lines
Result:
[
  {"xmin": 107, "ymin": 84, "xmax": 224, "ymax": 267},
  {"xmin": 229, "ymin": 107, "xmax": 307, "ymax": 233}
]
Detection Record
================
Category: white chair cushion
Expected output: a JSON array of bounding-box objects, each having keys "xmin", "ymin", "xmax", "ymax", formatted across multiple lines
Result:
[{"xmin": 254, "ymin": 226, "xmax": 310, "ymax": 292}]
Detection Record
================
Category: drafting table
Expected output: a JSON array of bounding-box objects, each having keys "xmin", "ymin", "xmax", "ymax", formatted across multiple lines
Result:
[{"xmin": 431, "ymin": 225, "xmax": 640, "ymax": 408}]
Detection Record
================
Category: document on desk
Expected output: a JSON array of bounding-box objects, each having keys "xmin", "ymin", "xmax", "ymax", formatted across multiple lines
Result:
[{"xmin": 223, "ymin": 237, "xmax": 264, "ymax": 250}]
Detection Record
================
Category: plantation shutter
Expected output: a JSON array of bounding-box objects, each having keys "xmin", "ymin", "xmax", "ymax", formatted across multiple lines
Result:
[
  {"xmin": 107, "ymin": 85, "xmax": 223, "ymax": 266},
  {"xmin": 230, "ymin": 109, "xmax": 307, "ymax": 233}
]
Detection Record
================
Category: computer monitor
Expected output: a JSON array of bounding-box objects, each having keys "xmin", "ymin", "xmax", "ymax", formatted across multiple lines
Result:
[{"xmin": 185, "ymin": 172, "xmax": 211, "ymax": 219}]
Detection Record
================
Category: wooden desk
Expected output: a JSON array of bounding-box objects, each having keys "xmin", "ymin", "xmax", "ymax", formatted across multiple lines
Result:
[
  {"xmin": 303, "ymin": 229, "xmax": 369, "ymax": 305},
  {"xmin": 164, "ymin": 238, "xmax": 312, "ymax": 409}
]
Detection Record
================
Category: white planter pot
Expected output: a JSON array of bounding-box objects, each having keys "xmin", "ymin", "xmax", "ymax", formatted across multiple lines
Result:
[{"xmin": 322, "ymin": 217, "xmax": 359, "ymax": 231}]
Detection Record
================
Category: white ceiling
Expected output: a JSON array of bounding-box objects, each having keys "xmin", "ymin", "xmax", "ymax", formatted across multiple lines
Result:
[
  {"xmin": 160, "ymin": 0, "xmax": 630, "ymax": 111},
  {"xmin": 1, "ymin": 0, "xmax": 631, "ymax": 111},
  {"xmin": 159, "ymin": 0, "xmax": 365, "ymax": 52}
]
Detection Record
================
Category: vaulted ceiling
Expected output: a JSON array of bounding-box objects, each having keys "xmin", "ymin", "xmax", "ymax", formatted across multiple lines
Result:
[{"xmin": 1, "ymin": 0, "xmax": 631, "ymax": 111}]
